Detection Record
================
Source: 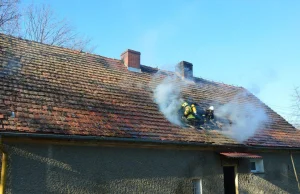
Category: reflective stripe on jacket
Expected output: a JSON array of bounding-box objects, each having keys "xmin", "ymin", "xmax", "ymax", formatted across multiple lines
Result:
[{"xmin": 184, "ymin": 106, "xmax": 195, "ymax": 120}]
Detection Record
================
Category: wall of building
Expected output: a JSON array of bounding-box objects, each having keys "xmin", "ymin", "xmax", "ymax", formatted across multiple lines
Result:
[
  {"xmin": 4, "ymin": 142, "xmax": 224, "ymax": 194},
  {"xmin": 238, "ymin": 152, "xmax": 300, "ymax": 194},
  {"xmin": 3, "ymin": 141, "xmax": 300, "ymax": 194}
]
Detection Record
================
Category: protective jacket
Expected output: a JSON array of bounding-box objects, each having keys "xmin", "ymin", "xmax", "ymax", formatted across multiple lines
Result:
[
  {"xmin": 205, "ymin": 109, "xmax": 214, "ymax": 120},
  {"xmin": 183, "ymin": 104, "xmax": 195, "ymax": 120}
]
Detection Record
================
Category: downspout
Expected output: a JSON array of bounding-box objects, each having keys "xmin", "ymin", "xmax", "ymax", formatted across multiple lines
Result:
[
  {"xmin": 0, "ymin": 136, "xmax": 7, "ymax": 194},
  {"xmin": 290, "ymin": 152, "xmax": 300, "ymax": 192}
]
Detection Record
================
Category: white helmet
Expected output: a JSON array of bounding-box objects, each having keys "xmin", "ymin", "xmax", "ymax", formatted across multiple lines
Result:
[{"xmin": 208, "ymin": 106, "xmax": 214, "ymax": 111}]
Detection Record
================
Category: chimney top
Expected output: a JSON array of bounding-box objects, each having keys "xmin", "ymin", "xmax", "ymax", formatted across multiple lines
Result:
[
  {"xmin": 121, "ymin": 49, "xmax": 140, "ymax": 56},
  {"xmin": 176, "ymin": 61, "xmax": 193, "ymax": 79},
  {"xmin": 121, "ymin": 49, "xmax": 141, "ymax": 72}
]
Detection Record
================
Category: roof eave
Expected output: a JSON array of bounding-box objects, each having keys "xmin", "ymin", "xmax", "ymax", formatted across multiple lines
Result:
[
  {"xmin": 246, "ymin": 144, "xmax": 300, "ymax": 151},
  {"xmin": 0, "ymin": 131, "xmax": 245, "ymax": 148},
  {"xmin": 2, "ymin": 132, "xmax": 299, "ymax": 150}
]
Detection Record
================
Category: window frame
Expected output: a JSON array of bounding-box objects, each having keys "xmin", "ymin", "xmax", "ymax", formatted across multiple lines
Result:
[
  {"xmin": 250, "ymin": 159, "xmax": 264, "ymax": 173},
  {"xmin": 192, "ymin": 179, "xmax": 202, "ymax": 194}
]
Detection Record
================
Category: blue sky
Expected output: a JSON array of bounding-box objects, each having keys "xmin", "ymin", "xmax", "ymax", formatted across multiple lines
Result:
[{"xmin": 21, "ymin": 0, "xmax": 300, "ymax": 124}]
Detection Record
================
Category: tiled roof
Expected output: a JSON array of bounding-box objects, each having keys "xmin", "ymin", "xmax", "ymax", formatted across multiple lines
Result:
[{"xmin": 0, "ymin": 33, "xmax": 298, "ymax": 148}]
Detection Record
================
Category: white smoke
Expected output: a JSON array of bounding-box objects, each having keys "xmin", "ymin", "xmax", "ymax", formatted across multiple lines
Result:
[
  {"xmin": 152, "ymin": 68, "xmax": 268, "ymax": 142},
  {"xmin": 153, "ymin": 75, "xmax": 183, "ymax": 126},
  {"xmin": 216, "ymin": 93, "xmax": 269, "ymax": 142}
]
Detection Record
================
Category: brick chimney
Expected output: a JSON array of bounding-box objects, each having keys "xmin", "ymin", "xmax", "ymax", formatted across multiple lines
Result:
[
  {"xmin": 121, "ymin": 49, "xmax": 141, "ymax": 72},
  {"xmin": 176, "ymin": 61, "xmax": 193, "ymax": 79}
]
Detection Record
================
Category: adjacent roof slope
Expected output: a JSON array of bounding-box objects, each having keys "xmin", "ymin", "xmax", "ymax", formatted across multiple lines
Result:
[{"xmin": 0, "ymin": 33, "xmax": 299, "ymax": 148}]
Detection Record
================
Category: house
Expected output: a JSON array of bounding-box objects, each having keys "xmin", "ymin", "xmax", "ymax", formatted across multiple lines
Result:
[{"xmin": 0, "ymin": 33, "xmax": 300, "ymax": 194}]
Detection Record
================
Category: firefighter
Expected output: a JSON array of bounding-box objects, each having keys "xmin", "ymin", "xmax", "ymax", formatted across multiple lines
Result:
[
  {"xmin": 201, "ymin": 106, "xmax": 215, "ymax": 130},
  {"xmin": 181, "ymin": 102, "xmax": 196, "ymax": 126},
  {"xmin": 204, "ymin": 106, "xmax": 214, "ymax": 122}
]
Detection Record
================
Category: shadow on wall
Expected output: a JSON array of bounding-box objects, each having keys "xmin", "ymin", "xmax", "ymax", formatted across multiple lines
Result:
[
  {"xmin": 238, "ymin": 173, "xmax": 297, "ymax": 194},
  {"xmin": 7, "ymin": 145, "xmax": 78, "ymax": 173},
  {"xmin": 7, "ymin": 144, "xmax": 205, "ymax": 194},
  {"xmin": 7, "ymin": 143, "xmax": 300, "ymax": 194}
]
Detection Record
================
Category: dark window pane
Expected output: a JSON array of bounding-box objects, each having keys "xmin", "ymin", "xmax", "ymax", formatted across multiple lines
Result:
[
  {"xmin": 251, "ymin": 162, "xmax": 256, "ymax": 170},
  {"xmin": 193, "ymin": 179, "xmax": 201, "ymax": 194}
]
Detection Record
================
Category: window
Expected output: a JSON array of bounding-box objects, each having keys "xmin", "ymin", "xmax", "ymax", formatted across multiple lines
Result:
[
  {"xmin": 193, "ymin": 179, "xmax": 202, "ymax": 194},
  {"xmin": 250, "ymin": 161, "xmax": 256, "ymax": 171},
  {"xmin": 250, "ymin": 159, "xmax": 264, "ymax": 173}
]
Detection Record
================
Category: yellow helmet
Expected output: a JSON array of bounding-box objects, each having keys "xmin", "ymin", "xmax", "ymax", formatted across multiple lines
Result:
[{"xmin": 182, "ymin": 102, "xmax": 188, "ymax": 107}]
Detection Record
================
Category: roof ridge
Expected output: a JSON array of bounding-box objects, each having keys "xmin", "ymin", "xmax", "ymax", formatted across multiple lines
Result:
[
  {"xmin": 0, "ymin": 33, "xmax": 256, "ymax": 90},
  {"xmin": 0, "ymin": 33, "xmax": 121, "ymax": 63},
  {"xmin": 140, "ymin": 64, "xmax": 243, "ymax": 89},
  {"xmin": 194, "ymin": 76, "xmax": 244, "ymax": 89}
]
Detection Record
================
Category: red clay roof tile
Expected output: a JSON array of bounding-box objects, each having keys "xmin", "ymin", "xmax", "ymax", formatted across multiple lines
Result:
[{"xmin": 0, "ymin": 33, "xmax": 298, "ymax": 148}]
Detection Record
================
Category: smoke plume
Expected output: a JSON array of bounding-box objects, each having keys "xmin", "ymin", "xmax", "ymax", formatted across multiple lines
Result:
[
  {"xmin": 152, "ymin": 65, "xmax": 197, "ymax": 126},
  {"xmin": 153, "ymin": 74, "xmax": 183, "ymax": 126},
  {"xmin": 152, "ymin": 68, "xmax": 268, "ymax": 143},
  {"xmin": 215, "ymin": 93, "xmax": 269, "ymax": 142}
]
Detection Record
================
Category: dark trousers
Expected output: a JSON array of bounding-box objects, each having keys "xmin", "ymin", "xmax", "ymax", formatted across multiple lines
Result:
[{"xmin": 187, "ymin": 118, "xmax": 196, "ymax": 126}]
